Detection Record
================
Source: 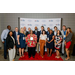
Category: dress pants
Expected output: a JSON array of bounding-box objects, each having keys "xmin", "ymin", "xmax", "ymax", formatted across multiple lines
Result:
[
  {"xmin": 62, "ymin": 40, "xmax": 65, "ymax": 54},
  {"xmin": 36, "ymin": 42, "xmax": 39, "ymax": 53},
  {"xmin": 28, "ymin": 47, "xmax": 35, "ymax": 57},
  {"xmin": 40, "ymin": 40, "xmax": 45, "ymax": 57},
  {"xmin": 8, "ymin": 46, "xmax": 16, "ymax": 61},
  {"xmin": 4, "ymin": 39, "xmax": 7, "ymax": 58}
]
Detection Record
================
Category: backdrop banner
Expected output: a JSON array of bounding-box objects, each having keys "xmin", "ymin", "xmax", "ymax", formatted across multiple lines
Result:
[{"xmin": 20, "ymin": 18, "xmax": 61, "ymax": 51}]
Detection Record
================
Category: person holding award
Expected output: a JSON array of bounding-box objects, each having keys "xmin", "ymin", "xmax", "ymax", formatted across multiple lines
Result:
[{"xmin": 26, "ymin": 30, "xmax": 37, "ymax": 58}]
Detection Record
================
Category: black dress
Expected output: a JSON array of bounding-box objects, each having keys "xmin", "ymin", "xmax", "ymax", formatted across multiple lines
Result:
[{"xmin": 46, "ymin": 34, "xmax": 54, "ymax": 49}]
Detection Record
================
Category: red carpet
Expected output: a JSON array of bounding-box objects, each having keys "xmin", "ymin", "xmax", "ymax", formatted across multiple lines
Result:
[{"xmin": 18, "ymin": 52, "xmax": 63, "ymax": 61}]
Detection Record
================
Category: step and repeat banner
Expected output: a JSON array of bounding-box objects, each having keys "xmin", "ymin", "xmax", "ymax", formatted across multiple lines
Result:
[
  {"xmin": 20, "ymin": 18, "xmax": 61, "ymax": 31},
  {"xmin": 20, "ymin": 18, "xmax": 61, "ymax": 51}
]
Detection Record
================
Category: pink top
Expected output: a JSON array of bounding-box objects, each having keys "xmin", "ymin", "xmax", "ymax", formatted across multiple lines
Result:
[{"xmin": 26, "ymin": 34, "xmax": 37, "ymax": 47}]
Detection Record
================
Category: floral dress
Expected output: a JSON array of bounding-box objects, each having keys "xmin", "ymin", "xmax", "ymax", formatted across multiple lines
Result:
[{"xmin": 26, "ymin": 34, "xmax": 37, "ymax": 47}]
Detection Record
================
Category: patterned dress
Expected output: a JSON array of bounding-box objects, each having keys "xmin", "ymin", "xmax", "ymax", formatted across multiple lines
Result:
[
  {"xmin": 26, "ymin": 34, "xmax": 37, "ymax": 47},
  {"xmin": 54, "ymin": 35, "xmax": 62, "ymax": 50}
]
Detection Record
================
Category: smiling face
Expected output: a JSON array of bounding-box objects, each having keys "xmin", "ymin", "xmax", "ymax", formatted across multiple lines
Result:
[
  {"xmin": 35, "ymin": 27, "xmax": 37, "ymax": 30},
  {"xmin": 9, "ymin": 31, "xmax": 13, "ymax": 36},
  {"xmin": 24, "ymin": 27, "xmax": 26, "ymax": 31},
  {"xmin": 49, "ymin": 30, "xmax": 52, "ymax": 34},
  {"xmin": 63, "ymin": 26, "xmax": 66, "ymax": 30},
  {"xmin": 47, "ymin": 27, "xmax": 50, "ymax": 31},
  {"xmin": 15, "ymin": 27, "xmax": 18, "ymax": 32}
]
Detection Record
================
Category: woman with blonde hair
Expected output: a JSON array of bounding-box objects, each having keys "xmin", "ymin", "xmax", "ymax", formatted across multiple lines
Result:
[
  {"xmin": 17, "ymin": 28, "xmax": 26, "ymax": 57},
  {"xmin": 65, "ymin": 27, "xmax": 73, "ymax": 60}
]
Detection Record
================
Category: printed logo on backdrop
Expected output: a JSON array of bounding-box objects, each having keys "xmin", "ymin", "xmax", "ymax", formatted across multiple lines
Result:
[
  {"xmin": 21, "ymin": 24, "xmax": 26, "ymax": 27},
  {"xmin": 28, "ymin": 24, "xmax": 32, "ymax": 26},
  {"xmin": 42, "ymin": 20, "xmax": 46, "ymax": 22},
  {"xmin": 42, "ymin": 24, "xmax": 46, "ymax": 26},
  {"xmin": 35, "ymin": 20, "xmax": 39, "ymax": 22},
  {"xmin": 27, "ymin": 20, "xmax": 32, "ymax": 22},
  {"xmin": 49, "ymin": 20, "xmax": 53, "ymax": 22},
  {"xmin": 35, "ymin": 24, "xmax": 39, "ymax": 26},
  {"xmin": 20, "ymin": 19, "xmax": 25, "ymax": 21},
  {"xmin": 49, "ymin": 24, "xmax": 53, "ymax": 26},
  {"xmin": 56, "ymin": 24, "xmax": 60, "ymax": 26}
]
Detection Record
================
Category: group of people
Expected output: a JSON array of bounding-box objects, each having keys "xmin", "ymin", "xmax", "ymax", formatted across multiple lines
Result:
[{"xmin": 1, "ymin": 25, "xmax": 73, "ymax": 61}]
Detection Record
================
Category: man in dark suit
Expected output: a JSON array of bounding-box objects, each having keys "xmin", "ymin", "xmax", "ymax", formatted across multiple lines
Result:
[
  {"xmin": 46, "ymin": 27, "xmax": 50, "ymax": 36},
  {"xmin": 23, "ymin": 26, "xmax": 28, "ymax": 36},
  {"xmin": 33, "ymin": 26, "xmax": 40, "ymax": 53},
  {"xmin": 13, "ymin": 27, "xmax": 19, "ymax": 56},
  {"xmin": 27, "ymin": 27, "xmax": 31, "ymax": 35}
]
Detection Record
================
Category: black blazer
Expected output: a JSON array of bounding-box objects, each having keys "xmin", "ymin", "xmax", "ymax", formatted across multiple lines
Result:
[
  {"xmin": 6, "ymin": 35, "xmax": 15, "ymax": 49},
  {"xmin": 33, "ymin": 31, "xmax": 40, "ymax": 42},
  {"xmin": 24, "ymin": 31, "xmax": 29, "ymax": 36}
]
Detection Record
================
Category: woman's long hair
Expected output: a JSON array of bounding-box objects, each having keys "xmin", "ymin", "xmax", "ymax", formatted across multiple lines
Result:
[
  {"xmin": 66, "ymin": 27, "xmax": 72, "ymax": 37},
  {"xmin": 20, "ymin": 28, "xmax": 24, "ymax": 34}
]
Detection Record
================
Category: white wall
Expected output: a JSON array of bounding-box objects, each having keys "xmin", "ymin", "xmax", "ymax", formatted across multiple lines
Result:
[{"xmin": 1, "ymin": 13, "xmax": 75, "ymax": 50}]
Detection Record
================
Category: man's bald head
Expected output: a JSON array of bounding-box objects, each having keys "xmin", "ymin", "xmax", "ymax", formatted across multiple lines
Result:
[
  {"xmin": 7, "ymin": 25, "xmax": 11, "ymax": 30},
  {"xmin": 35, "ymin": 26, "xmax": 38, "ymax": 30}
]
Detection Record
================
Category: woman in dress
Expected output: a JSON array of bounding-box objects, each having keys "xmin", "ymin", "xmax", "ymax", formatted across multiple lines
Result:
[
  {"xmin": 26, "ymin": 30, "xmax": 37, "ymax": 58},
  {"xmin": 6, "ymin": 31, "xmax": 16, "ymax": 61},
  {"xmin": 17, "ymin": 28, "xmax": 26, "ymax": 57},
  {"xmin": 54, "ymin": 30, "xmax": 62, "ymax": 58},
  {"xmin": 65, "ymin": 27, "xmax": 73, "ymax": 60},
  {"xmin": 39, "ymin": 30, "xmax": 47, "ymax": 58},
  {"xmin": 46, "ymin": 30, "xmax": 54, "ymax": 57}
]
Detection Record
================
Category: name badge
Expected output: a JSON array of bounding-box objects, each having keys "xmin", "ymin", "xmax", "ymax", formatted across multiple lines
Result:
[
  {"xmin": 64, "ymin": 35, "xmax": 66, "ymax": 38},
  {"xmin": 47, "ymin": 38, "xmax": 49, "ymax": 40},
  {"xmin": 30, "ymin": 37, "xmax": 33, "ymax": 40},
  {"xmin": 23, "ymin": 37, "xmax": 25, "ymax": 40}
]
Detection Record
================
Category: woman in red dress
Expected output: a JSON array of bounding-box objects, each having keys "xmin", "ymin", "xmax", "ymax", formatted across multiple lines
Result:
[{"xmin": 65, "ymin": 27, "xmax": 73, "ymax": 60}]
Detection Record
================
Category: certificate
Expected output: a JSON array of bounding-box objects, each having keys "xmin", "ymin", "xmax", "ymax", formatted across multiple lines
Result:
[{"xmin": 30, "ymin": 37, "xmax": 33, "ymax": 40}]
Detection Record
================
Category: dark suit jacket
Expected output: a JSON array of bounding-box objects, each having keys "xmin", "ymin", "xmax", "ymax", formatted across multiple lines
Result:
[
  {"xmin": 26, "ymin": 31, "xmax": 30, "ymax": 36},
  {"xmin": 24, "ymin": 31, "xmax": 29, "ymax": 36},
  {"xmin": 33, "ymin": 31, "xmax": 40, "ymax": 42},
  {"xmin": 6, "ymin": 35, "xmax": 15, "ymax": 49},
  {"xmin": 13, "ymin": 31, "xmax": 19, "ymax": 43},
  {"xmin": 40, "ymin": 30, "xmax": 47, "ymax": 35}
]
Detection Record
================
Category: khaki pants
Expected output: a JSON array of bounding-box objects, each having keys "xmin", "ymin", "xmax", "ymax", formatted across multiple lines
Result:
[
  {"xmin": 40, "ymin": 40, "xmax": 45, "ymax": 56},
  {"xmin": 36, "ymin": 42, "xmax": 39, "ymax": 53}
]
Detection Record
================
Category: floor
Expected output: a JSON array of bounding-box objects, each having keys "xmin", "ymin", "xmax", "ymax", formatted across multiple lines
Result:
[{"xmin": 0, "ymin": 49, "xmax": 75, "ymax": 61}]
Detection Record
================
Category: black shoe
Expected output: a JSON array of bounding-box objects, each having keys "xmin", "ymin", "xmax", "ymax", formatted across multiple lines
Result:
[
  {"xmin": 33, "ymin": 56, "xmax": 35, "ymax": 58},
  {"xmin": 4, "ymin": 57, "xmax": 7, "ymax": 59},
  {"xmin": 66, "ymin": 55, "xmax": 67, "ymax": 57},
  {"xmin": 62, "ymin": 53, "xmax": 64, "ymax": 56},
  {"xmin": 29, "ymin": 56, "xmax": 31, "ymax": 58},
  {"xmin": 17, "ymin": 54, "xmax": 19, "ymax": 56}
]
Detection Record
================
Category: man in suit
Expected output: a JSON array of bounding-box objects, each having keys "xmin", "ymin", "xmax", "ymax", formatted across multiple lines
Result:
[
  {"xmin": 1, "ymin": 25, "xmax": 11, "ymax": 59},
  {"xmin": 33, "ymin": 26, "xmax": 40, "ymax": 53},
  {"xmin": 13, "ymin": 27, "xmax": 19, "ymax": 56},
  {"xmin": 46, "ymin": 27, "xmax": 50, "ymax": 36},
  {"xmin": 61, "ymin": 25, "xmax": 66, "ymax": 55},
  {"xmin": 27, "ymin": 27, "xmax": 31, "ymax": 35},
  {"xmin": 23, "ymin": 26, "xmax": 28, "ymax": 37}
]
